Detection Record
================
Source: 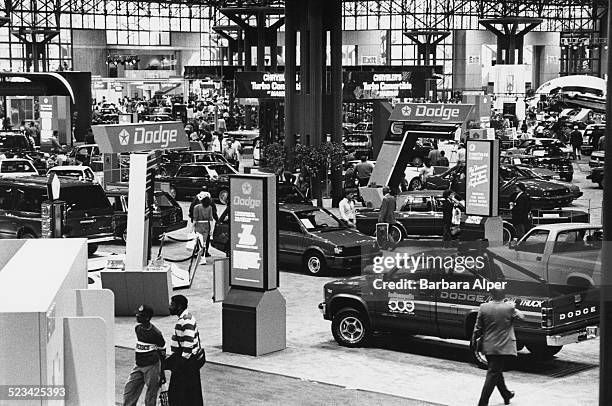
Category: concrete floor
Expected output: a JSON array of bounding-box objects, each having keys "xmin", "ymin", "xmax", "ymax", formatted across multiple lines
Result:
[{"xmin": 98, "ymin": 157, "xmax": 601, "ymax": 406}]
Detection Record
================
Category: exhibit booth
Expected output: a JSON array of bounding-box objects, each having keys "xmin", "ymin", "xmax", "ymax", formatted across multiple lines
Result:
[{"xmin": 0, "ymin": 239, "xmax": 115, "ymax": 405}]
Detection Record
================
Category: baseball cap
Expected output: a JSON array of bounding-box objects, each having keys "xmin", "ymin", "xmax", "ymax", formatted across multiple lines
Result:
[{"xmin": 136, "ymin": 305, "xmax": 154, "ymax": 318}]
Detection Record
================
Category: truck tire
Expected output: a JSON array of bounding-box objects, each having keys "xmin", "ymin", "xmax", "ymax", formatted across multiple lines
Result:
[
  {"xmin": 526, "ymin": 344, "xmax": 563, "ymax": 359},
  {"xmin": 303, "ymin": 251, "xmax": 328, "ymax": 276},
  {"xmin": 408, "ymin": 177, "xmax": 422, "ymax": 191},
  {"xmin": 331, "ymin": 308, "xmax": 371, "ymax": 347}
]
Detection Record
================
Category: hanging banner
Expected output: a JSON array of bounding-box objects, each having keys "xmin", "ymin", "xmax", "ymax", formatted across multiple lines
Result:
[{"xmin": 234, "ymin": 72, "xmax": 301, "ymax": 99}]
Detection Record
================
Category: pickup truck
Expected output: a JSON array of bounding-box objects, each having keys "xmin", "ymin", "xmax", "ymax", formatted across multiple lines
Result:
[
  {"xmin": 319, "ymin": 246, "xmax": 600, "ymax": 368},
  {"xmin": 490, "ymin": 223, "xmax": 602, "ymax": 287}
]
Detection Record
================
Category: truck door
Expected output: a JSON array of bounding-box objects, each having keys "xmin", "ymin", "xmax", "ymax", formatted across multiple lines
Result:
[
  {"xmin": 374, "ymin": 261, "xmax": 436, "ymax": 335},
  {"xmin": 511, "ymin": 229, "xmax": 549, "ymax": 280}
]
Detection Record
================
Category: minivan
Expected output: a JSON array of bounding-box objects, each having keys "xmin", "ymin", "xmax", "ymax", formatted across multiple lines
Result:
[{"xmin": 0, "ymin": 176, "xmax": 117, "ymax": 255}]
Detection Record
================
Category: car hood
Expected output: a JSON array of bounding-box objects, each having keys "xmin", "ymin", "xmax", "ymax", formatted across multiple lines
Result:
[
  {"xmin": 310, "ymin": 227, "xmax": 376, "ymax": 247},
  {"xmin": 515, "ymin": 178, "xmax": 570, "ymax": 192}
]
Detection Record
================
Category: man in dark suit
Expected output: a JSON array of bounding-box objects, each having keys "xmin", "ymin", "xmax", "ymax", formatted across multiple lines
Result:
[
  {"xmin": 473, "ymin": 289, "xmax": 524, "ymax": 406},
  {"xmin": 510, "ymin": 183, "xmax": 531, "ymax": 239},
  {"xmin": 377, "ymin": 186, "xmax": 396, "ymax": 224}
]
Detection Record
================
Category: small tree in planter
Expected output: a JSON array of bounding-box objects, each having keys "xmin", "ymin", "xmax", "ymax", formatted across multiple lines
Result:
[
  {"xmin": 294, "ymin": 142, "xmax": 344, "ymax": 206},
  {"xmin": 260, "ymin": 142, "xmax": 286, "ymax": 175}
]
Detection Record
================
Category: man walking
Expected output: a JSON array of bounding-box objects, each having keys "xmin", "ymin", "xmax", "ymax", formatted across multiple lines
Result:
[
  {"xmin": 570, "ymin": 125, "xmax": 583, "ymax": 160},
  {"xmin": 166, "ymin": 295, "xmax": 206, "ymax": 406},
  {"xmin": 472, "ymin": 289, "xmax": 524, "ymax": 406},
  {"xmin": 354, "ymin": 156, "xmax": 374, "ymax": 186},
  {"xmin": 123, "ymin": 305, "xmax": 165, "ymax": 406},
  {"xmin": 427, "ymin": 143, "xmax": 441, "ymax": 166},
  {"xmin": 510, "ymin": 183, "xmax": 531, "ymax": 239}
]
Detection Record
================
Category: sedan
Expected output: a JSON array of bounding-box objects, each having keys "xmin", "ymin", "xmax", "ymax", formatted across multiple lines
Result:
[
  {"xmin": 0, "ymin": 158, "xmax": 39, "ymax": 177},
  {"xmin": 424, "ymin": 165, "xmax": 575, "ymax": 209},
  {"xmin": 160, "ymin": 162, "xmax": 238, "ymax": 204},
  {"xmin": 212, "ymin": 204, "xmax": 381, "ymax": 276}
]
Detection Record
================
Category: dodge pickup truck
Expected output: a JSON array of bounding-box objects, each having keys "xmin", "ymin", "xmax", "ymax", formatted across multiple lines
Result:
[
  {"xmin": 491, "ymin": 223, "xmax": 602, "ymax": 287},
  {"xmin": 319, "ymin": 246, "xmax": 600, "ymax": 368}
]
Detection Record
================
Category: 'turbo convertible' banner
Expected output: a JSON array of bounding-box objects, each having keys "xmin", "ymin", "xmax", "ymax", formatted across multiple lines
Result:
[{"xmin": 234, "ymin": 72, "xmax": 301, "ymax": 99}]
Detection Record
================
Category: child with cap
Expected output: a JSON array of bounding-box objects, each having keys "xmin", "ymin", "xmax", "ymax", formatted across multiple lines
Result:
[{"xmin": 123, "ymin": 304, "xmax": 166, "ymax": 406}]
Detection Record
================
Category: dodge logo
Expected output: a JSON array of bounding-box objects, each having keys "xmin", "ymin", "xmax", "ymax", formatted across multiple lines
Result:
[
  {"xmin": 118, "ymin": 129, "xmax": 130, "ymax": 146},
  {"xmin": 242, "ymin": 182, "xmax": 252, "ymax": 195},
  {"xmin": 401, "ymin": 106, "xmax": 412, "ymax": 116}
]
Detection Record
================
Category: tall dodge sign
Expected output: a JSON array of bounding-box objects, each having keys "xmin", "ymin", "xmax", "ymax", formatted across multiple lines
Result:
[
  {"xmin": 92, "ymin": 121, "xmax": 189, "ymax": 153},
  {"xmin": 229, "ymin": 174, "xmax": 277, "ymax": 290},
  {"xmin": 466, "ymin": 139, "xmax": 499, "ymax": 216}
]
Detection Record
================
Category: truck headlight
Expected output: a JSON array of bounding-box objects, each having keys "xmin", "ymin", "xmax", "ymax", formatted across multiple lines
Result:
[{"xmin": 334, "ymin": 246, "xmax": 343, "ymax": 255}]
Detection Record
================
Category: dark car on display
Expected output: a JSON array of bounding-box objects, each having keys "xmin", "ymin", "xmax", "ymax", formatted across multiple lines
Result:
[
  {"xmin": 158, "ymin": 162, "xmax": 237, "ymax": 203},
  {"xmin": 158, "ymin": 150, "xmax": 234, "ymax": 176},
  {"xmin": 211, "ymin": 204, "xmax": 381, "ymax": 276},
  {"xmin": 587, "ymin": 166, "xmax": 604, "ymax": 188},
  {"xmin": 0, "ymin": 132, "xmax": 34, "ymax": 155},
  {"xmin": 0, "ymin": 176, "xmax": 117, "ymax": 255},
  {"xmin": 106, "ymin": 185, "xmax": 187, "ymax": 242},
  {"xmin": 506, "ymin": 138, "xmax": 574, "ymax": 159},
  {"xmin": 318, "ymin": 247, "xmax": 600, "ymax": 368},
  {"xmin": 500, "ymin": 152, "xmax": 574, "ymax": 182},
  {"xmin": 499, "ymin": 164, "xmax": 582, "ymax": 199},
  {"xmin": 424, "ymin": 165, "xmax": 575, "ymax": 209},
  {"xmin": 355, "ymin": 190, "xmax": 588, "ymax": 243}
]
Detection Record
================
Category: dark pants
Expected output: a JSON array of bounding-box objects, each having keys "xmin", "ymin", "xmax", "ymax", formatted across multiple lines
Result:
[
  {"xmin": 442, "ymin": 224, "xmax": 453, "ymax": 247},
  {"xmin": 168, "ymin": 357, "xmax": 205, "ymax": 406},
  {"xmin": 477, "ymin": 355, "xmax": 513, "ymax": 406},
  {"xmin": 514, "ymin": 223, "xmax": 526, "ymax": 239}
]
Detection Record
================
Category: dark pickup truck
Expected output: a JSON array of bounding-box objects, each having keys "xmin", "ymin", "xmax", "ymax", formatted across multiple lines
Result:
[{"xmin": 319, "ymin": 246, "xmax": 599, "ymax": 368}]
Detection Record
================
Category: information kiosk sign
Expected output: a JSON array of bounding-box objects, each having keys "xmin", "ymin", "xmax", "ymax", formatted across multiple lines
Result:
[
  {"xmin": 229, "ymin": 174, "xmax": 277, "ymax": 290},
  {"xmin": 466, "ymin": 139, "xmax": 499, "ymax": 216}
]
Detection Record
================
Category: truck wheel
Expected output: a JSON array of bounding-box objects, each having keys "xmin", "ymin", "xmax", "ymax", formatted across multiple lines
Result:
[
  {"xmin": 304, "ymin": 251, "xmax": 328, "ymax": 276},
  {"xmin": 331, "ymin": 308, "xmax": 371, "ymax": 347},
  {"xmin": 88, "ymin": 244, "xmax": 98, "ymax": 257},
  {"xmin": 408, "ymin": 178, "xmax": 422, "ymax": 191},
  {"xmin": 526, "ymin": 344, "xmax": 563, "ymax": 359}
]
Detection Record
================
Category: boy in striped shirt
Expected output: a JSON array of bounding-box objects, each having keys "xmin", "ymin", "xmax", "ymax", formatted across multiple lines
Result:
[{"xmin": 167, "ymin": 294, "xmax": 205, "ymax": 405}]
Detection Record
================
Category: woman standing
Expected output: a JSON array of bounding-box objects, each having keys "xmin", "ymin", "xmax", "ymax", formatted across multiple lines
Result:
[{"xmin": 193, "ymin": 195, "xmax": 215, "ymax": 264}]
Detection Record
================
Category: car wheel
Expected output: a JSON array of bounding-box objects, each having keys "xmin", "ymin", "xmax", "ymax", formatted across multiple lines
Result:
[
  {"xmin": 388, "ymin": 224, "xmax": 403, "ymax": 244},
  {"xmin": 19, "ymin": 230, "xmax": 37, "ymax": 239},
  {"xmin": 331, "ymin": 308, "xmax": 371, "ymax": 347},
  {"xmin": 412, "ymin": 156, "xmax": 423, "ymax": 166},
  {"xmin": 526, "ymin": 344, "xmax": 563, "ymax": 359},
  {"xmin": 408, "ymin": 178, "xmax": 422, "ymax": 191},
  {"xmin": 88, "ymin": 244, "xmax": 98, "ymax": 257},
  {"xmin": 502, "ymin": 226, "xmax": 513, "ymax": 244},
  {"xmin": 218, "ymin": 189, "xmax": 229, "ymax": 205},
  {"xmin": 304, "ymin": 251, "xmax": 328, "ymax": 276}
]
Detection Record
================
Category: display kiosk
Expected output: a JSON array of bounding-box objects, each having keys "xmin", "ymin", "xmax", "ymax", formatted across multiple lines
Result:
[{"xmin": 222, "ymin": 174, "xmax": 286, "ymax": 356}]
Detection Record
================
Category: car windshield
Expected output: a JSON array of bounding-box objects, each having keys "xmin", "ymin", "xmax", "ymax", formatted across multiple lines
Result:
[
  {"xmin": 354, "ymin": 123, "xmax": 370, "ymax": 131},
  {"xmin": 194, "ymin": 154, "xmax": 222, "ymax": 163},
  {"xmin": 153, "ymin": 193, "xmax": 175, "ymax": 209},
  {"xmin": 294, "ymin": 209, "xmax": 344, "ymax": 231},
  {"xmin": 207, "ymin": 164, "xmax": 236, "ymax": 175},
  {"xmin": 346, "ymin": 135, "xmax": 369, "ymax": 142},
  {"xmin": 1, "ymin": 160, "xmax": 35, "ymax": 173},
  {"xmin": 50, "ymin": 170, "xmax": 85, "ymax": 178}
]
